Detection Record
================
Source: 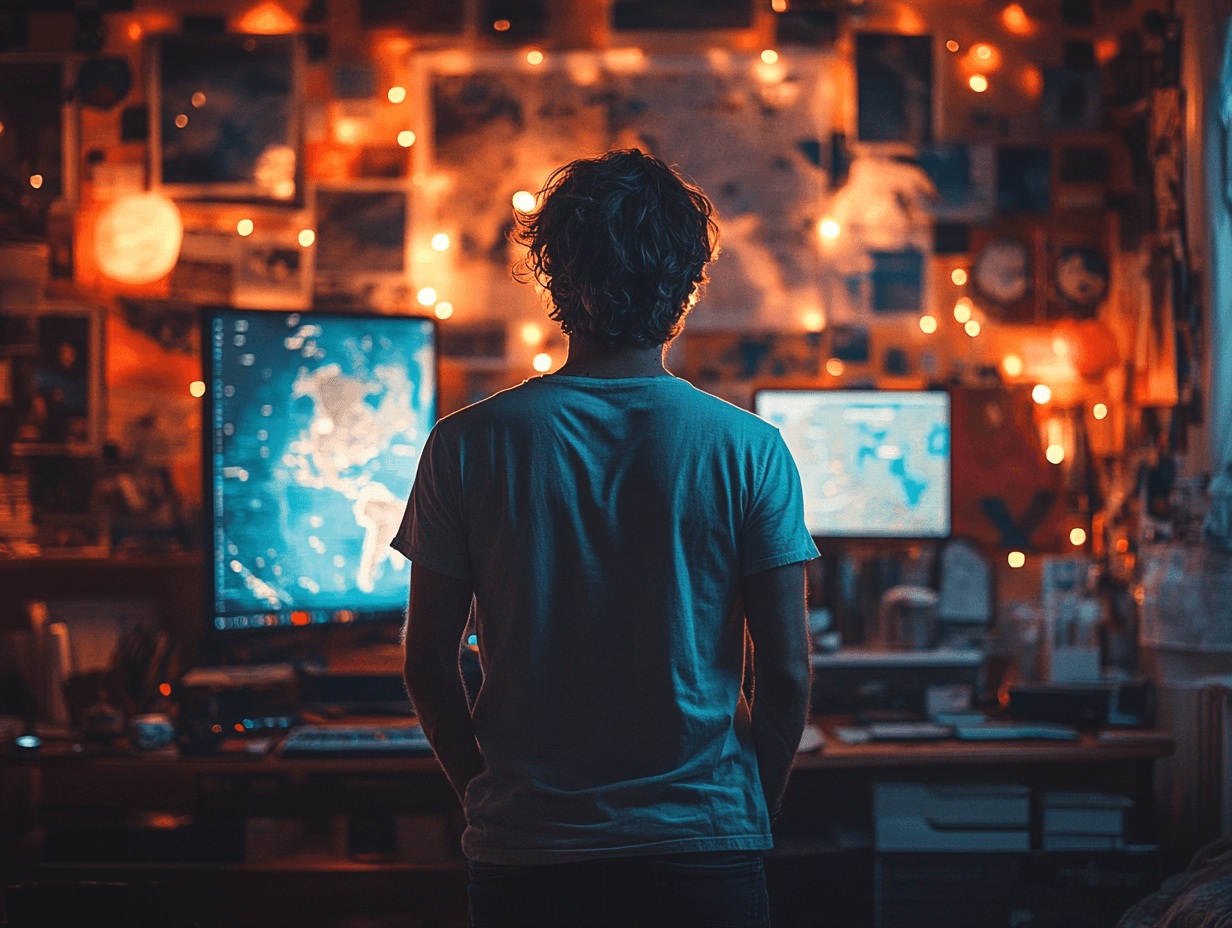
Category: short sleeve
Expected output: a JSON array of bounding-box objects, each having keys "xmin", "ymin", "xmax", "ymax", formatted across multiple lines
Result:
[
  {"xmin": 390, "ymin": 425, "xmax": 472, "ymax": 582},
  {"xmin": 740, "ymin": 431, "xmax": 820, "ymax": 576}
]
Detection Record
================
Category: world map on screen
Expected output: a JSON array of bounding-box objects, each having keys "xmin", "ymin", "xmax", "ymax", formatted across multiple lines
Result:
[
  {"xmin": 756, "ymin": 391, "xmax": 950, "ymax": 538},
  {"xmin": 209, "ymin": 311, "xmax": 434, "ymax": 625}
]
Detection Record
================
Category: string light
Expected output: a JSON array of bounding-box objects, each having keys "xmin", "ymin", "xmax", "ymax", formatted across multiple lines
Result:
[
  {"xmin": 512, "ymin": 191, "xmax": 537, "ymax": 212},
  {"xmin": 237, "ymin": 219, "xmax": 254, "ymax": 236},
  {"xmin": 953, "ymin": 300, "xmax": 972, "ymax": 324},
  {"xmin": 946, "ymin": 40, "xmax": 960, "ymax": 52},
  {"xmin": 533, "ymin": 352, "xmax": 553, "ymax": 372},
  {"xmin": 1002, "ymin": 354, "xmax": 1024, "ymax": 377},
  {"xmin": 919, "ymin": 315, "xmax": 937, "ymax": 334},
  {"xmin": 951, "ymin": 268, "xmax": 968, "ymax": 286},
  {"xmin": 969, "ymin": 74, "xmax": 989, "ymax": 92},
  {"xmin": 387, "ymin": 86, "xmax": 406, "ymax": 104},
  {"xmin": 397, "ymin": 130, "xmax": 415, "ymax": 147},
  {"xmin": 28, "ymin": 174, "xmax": 42, "ymax": 189},
  {"xmin": 1093, "ymin": 403, "xmax": 1108, "ymax": 420},
  {"xmin": 298, "ymin": 229, "xmax": 315, "ymax": 247},
  {"xmin": 1032, "ymin": 384, "xmax": 1051, "ymax": 404},
  {"xmin": 1046, "ymin": 444, "xmax": 1065, "ymax": 464},
  {"xmin": 417, "ymin": 287, "xmax": 437, "ymax": 306},
  {"xmin": 819, "ymin": 219, "xmax": 841, "ymax": 239},
  {"xmin": 431, "ymin": 233, "xmax": 450, "ymax": 251},
  {"xmin": 825, "ymin": 358, "xmax": 844, "ymax": 377},
  {"xmin": 1008, "ymin": 551, "xmax": 1025, "ymax": 568},
  {"xmin": 761, "ymin": 49, "xmax": 779, "ymax": 64},
  {"xmin": 434, "ymin": 302, "xmax": 453, "ymax": 320},
  {"xmin": 189, "ymin": 381, "xmax": 206, "ymax": 397},
  {"xmin": 964, "ymin": 319, "xmax": 981, "ymax": 337},
  {"xmin": 1070, "ymin": 527, "xmax": 1087, "ymax": 546},
  {"xmin": 526, "ymin": 49, "xmax": 544, "ymax": 65}
]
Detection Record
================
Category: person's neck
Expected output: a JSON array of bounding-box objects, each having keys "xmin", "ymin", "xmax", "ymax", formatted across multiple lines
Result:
[{"xmin": 552, "ymin": 337, "xmax": 670, "ymax": 379}]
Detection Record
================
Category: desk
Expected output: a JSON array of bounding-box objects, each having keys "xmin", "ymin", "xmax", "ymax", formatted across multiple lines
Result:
[{"xmin": 1, "ymin": 728, "xmax": 1174, "ymax": 928}]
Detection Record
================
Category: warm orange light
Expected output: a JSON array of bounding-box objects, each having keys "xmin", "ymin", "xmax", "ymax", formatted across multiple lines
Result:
[
  {"xmin": 1095, "ymin": 36, "xmax": 1119, "ymax": 64},
  {"xmin": 387, "ymin": 86, "xmax": 407, "ymax": 104},
  {"xmin": 237, "ymin": 219, "xmax": 254, "ymax": 236},
  {"xmin": 493, "ymin": 19, "xmax": 511, "ymax": 31},
  {"xmin": 335, "ymin": 119, "xmax": 363, "ymax": 144},
  {"xmin": 397, "ymin": 130, "xmax": 416, "ymax": 148},
  {"xmin": 159, "ymin": 683, "xmax": 172, "ymax": 697},
  {"xmin": 761, "ymin": 49, "xmax": 780, "ymax": 64},
  {"xmin": 946, "ymin": 40, "xmax": 960, "ymax": 52},
  {"xmin": 975, "ymin": 44, "xmax": 993, "ymax": 60},
  {"xmin": 236, "ymin": 1, "xmax": 299, "ymax": 35},
  {"xmin": 95, "ymin": 192, "xmax": 184, "ymax": 285},
  {"xmin": 1001, "ymin": 4, "xmax": 1033, "ymax": 35},
  {"xmin": 192, "ymin": 92, "xmax": 207, "ymax": 108},
  {"xmin": 512, "ymin": 190, "xmax": 538, "ymax": 212},
  {"xmin": 1002, "ymin": 354, "xmax": 1024, "ymax": 377},
  {"xmin": 127, "ymin": 21, "xmax": 143, "ymax": 42},
  {"xmin": 772, "ymin": 0, "xmax": 788, "ymax": 10},
  {"xmin": 964, "ymin": 319, "xmax": 981, "ymax": 337},
  {"xmin": 298, "ymin": 229, "xmax": 315, "ymax": 247},
  {"xmin": 1115, "ymin": 537, "xmax": 1129, "ymax": 553},
  {"xmin": 969, "ymin": 74, "xmax": 989, "ymax": 93},
  {"xmin": 951, "ymin": 268, "xmax": 968, "ymax": 286},
  {"xmin": 520, "ymin": 322, "xmax": 544, "ymax": 345},
  {"xmin": 826, "ymin": 358, "xmax": 844, "ymax": 377},
  {"xmin": 1046, "ymin": 444, "xmax": 1065, "ymax": 464},
  {"xmin": 953, "ymin": 300, "xmax": 972, "ymax": 324},
  {"xmin": 1008, "ymin": 551, "xmax": 1025, "ymax": 568},
  {"xmin": 1093, "ymin": 403, "xmax": 1108, "ymax": 420},
  {"xmin": 1020, "ymin": 66, "xmax": 1043, "ymax": 98},
  {"xmin": 290, "ymin": 611, "xmax": 310, "ymax": 626},
  {"xmin": 175, "ymin": 114, "xmax": 188, "ymax": 129},
  {"xmin": 235, "ymin": 723, "xmax": 246, "ymax": 732},
  {"xmin": 533, "ymin": 352, "xmax": 553, "ymax": 372},
  {"xmin": 189, "ymin": 380, "xmax": 206, "ymax": 398},
  {"xmin": 29, "ymin": 174, "xmax": 42, "ymax": 189},
  {"xmin": 431, "ymin": 233, "xmax": 450, "ymax": 251},
  {"xmin": 417, "ymin": 287, "xmax": 437, "ymax": 306},
  {"xmin": 1070, "ymin": 527, "xmax": 1087, "ymax": 546},
  {"xmin": 801, "ymin": 309, "xmax": 825, "ymax": 332},
  {"xmin": 1032, "ymin": 384, "xmax": 1052, "ymax": 404},
  {"xmin": 526, "ymin": 49, "xmax": 544, "ymax": 65},
  {"xmin": 434, "ymin": 302, "xmax": 453, "ymax": 320},
  {"xmin": 819, "ymin": 219, "xmax": 841, "ymax": 240},
  {"xmin": 919, "ymin": 315, "xmax": 937, "ymax": 334},
  {"xmin": 211, "ymin": 723, "xmax": 223, "ymax": 734}
]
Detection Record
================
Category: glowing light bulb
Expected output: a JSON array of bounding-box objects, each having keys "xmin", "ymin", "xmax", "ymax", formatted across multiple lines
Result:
[
  {"xmin": 431, "ymin": 233, "xmax": 450, "ymax": 251},
  {"xmin": 819, "ymin": 219, "xmax": 840, "ymax": 239},
  {"xmin": 975, "ymin": 44, "xmax": 993, "ymax": 60},
  {"xmin": 946, "ymin": 39, "xmax": 960, "ymax": 52},
  {"xmin": 28, "ymin": 174, "xmax": 42, "ymax": 189},
  {"xmin": 192, "ymin": 92, "xmax": 207, "ymax": 108},
  {"xmin": 953, "ymin": 302, "xmax": 972, "ymax": 324},
  {"xmin": 159, "ymin": 682, "xmax": 172, "ymax": 697},
  {"xmin": 1093, "ymin": 403, "xmax": 1108, "ymax": 420},
  {"xmin": 526, "ymin": 49, "xmax": 544, "ymax": 65},
  {"xmin": 175, "ymin": 113, "xmax": 189, "ymax": 128},
  {"xmin": 434, "ymin": 302, "xmax": 453, "ymax": 320},
  {"xmin": 964, "ymin": 319, "xmax": 981, "ymax": 337},
  {"xmin": 1002, "ymin": 3, "xmax": 1031, "ymax": 34},
  {"xmin": 969, "ymin": 74, "xmax": 989, "ymax": 92},
  {"xmin": 1046, "ymin": 444, "xmax": 1065, "ymax": 464},
  {"xmin": 237, "ymin": 219, "xmax": 254, "ymax": 236},
  {"xmin": 189, "ymin": 380, "xmax": 206, "ymax": 398},
  {"xmin": 1008, "ymin": 551, "xmax": 1025, "ymax": 568},
  {"xmin": 520, "ymin": 322, "xmax": 544, "ymax": 345},
  {"xmin": 127, "ymin": 21, "xmax": 142, "ymax": 41},
  {"xmin": 493, "ymin": 18, "xmax": 511, "ymax": 31},
  {"xmin": 417, "ymin": 287, "xmax": 437, "ymax": 306},
  {"xmin": 825, "ymin": 358, "xmax": 844, "ymax": 377},
  {"xmin": 512, "ymin": 190, "xmax": 537, "ymax": 212},
  {"xmin": 1070, "ymin": 527, "xmax": 1087, "ymax": 546},
  {"xmin": 801, "ymin": 309, "xmax": 825, "ymax": 332},
  {"xmin": 772, "ymin": 0, "xmax": 788, "ymax": 11},
  {"xmin": 298, "ymin": 229, "xmax": 315, "ymax": 247},
  {"xmin": 397, "ymin": 130, "xmax": 415, "ymax": 147},
  {"xmin": 951, "ymin": 268, "xmax": 968, "ymax": 286},
  {"xmin": 1002, "ymin": 354, "xmax": 1024, "ymax": 377},
  {"xmin": 761, "ymin": 49, "xmax": 779, "ymax": 64},
  {"xmin": 1032, "ymin": 384, "xmax": 1051, "ymax": 404},
  {"xmin": 533, "ymin": 352, "xmax": 553, "ymax": 372},
  {"xmin": 919, "ymin": 315, "xmax": 937, "ymax": 334},
  {"xmin": 387, "ymin": 86, "xmax": 406, "ymax": 104}
]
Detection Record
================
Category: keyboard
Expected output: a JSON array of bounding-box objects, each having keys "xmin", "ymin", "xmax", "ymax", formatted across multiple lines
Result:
[{"xmin": 280, "ymin": 724, "xmax": 433, "ymax": 757}]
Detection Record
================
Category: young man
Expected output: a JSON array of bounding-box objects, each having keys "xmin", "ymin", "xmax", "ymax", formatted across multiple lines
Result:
[{"xmin": 394, "ymin": 149, "xmax": 816, "ymax": 928}]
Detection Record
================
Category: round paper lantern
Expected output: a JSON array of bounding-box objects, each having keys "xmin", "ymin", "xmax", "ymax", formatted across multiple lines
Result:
[
  {"xmin": 1053, "ymin": 318, "xmax": 1119, "ymax": 379},
  {"xmin": 95, "ymin": 191, "xmax": 183, "ymax": 285}
]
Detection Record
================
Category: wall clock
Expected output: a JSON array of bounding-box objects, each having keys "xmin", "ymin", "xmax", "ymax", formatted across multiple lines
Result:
[{"xmin": 973, "ymin": 238, "xmax": 1031, "ymax": 306}]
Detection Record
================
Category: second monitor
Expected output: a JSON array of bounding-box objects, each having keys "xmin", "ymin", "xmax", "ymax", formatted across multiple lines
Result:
[{"xmin": 754, "ymin": 389, "xmax": 950, "ymax": 539}]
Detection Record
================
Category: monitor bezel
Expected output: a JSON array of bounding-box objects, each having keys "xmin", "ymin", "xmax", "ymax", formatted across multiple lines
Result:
[
  {"xmin": 752, "ymin": 385, "xmax": 953, "ymax": 544},
  {"xmin": 199, "ymin": 305, "xmax": 439, "ymax": 647}
]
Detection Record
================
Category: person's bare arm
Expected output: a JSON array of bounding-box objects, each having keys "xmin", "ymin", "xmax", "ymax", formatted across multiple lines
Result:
[
  {"xmin": 403, "ymin": 562, "xmax": 483, "ymax": 804},
  {"xmin": 742, "ymin": 561, "xmax": 811, "ymax": 818}
]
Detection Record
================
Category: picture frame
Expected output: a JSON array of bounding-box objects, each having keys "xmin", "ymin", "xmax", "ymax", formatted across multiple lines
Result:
[
  {"xmin": 0, "ymin": 55, "xmax": 78, "ymax": 239},
  {"xmin": 9, "ymin": 301, "xmax": 103, "ymax": 458},
  {"xmin": 855, "ymin": 33, "xmax": 933, "ymax": 144},
  {"xmin": 309, "ymin": 181, "xmax": 411, "ymax": 310},
  {"xmin": 149, "ymin": 34, "xmax": 303, "ymax": 203}
]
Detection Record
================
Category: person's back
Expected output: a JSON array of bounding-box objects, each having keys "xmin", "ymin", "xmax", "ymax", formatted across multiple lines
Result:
[{"xmin": 396, "ymin": 149, "xmax": 816, "ymax": 927}]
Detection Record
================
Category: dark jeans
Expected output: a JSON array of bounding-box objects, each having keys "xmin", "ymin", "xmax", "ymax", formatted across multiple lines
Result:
[{"xmin": 467, "ymin": 850, "xmax": 771, "ymax": 928}]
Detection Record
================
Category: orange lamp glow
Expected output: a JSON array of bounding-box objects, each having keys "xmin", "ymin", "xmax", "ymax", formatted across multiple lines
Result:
[
  {"xmin": 95, "ymin": 192, "xmax": 183, "ymax": 286},
  {"xmin": 969, "ymin": 74, "xmax": 989, "ymax": 93},
  {"xmin": 235, "ymin": 2, "xmax": 298, "ymax": 35},
  {"xmin": 1001, "ymin": 4, "xmax": 1034, "ymax": 35}
]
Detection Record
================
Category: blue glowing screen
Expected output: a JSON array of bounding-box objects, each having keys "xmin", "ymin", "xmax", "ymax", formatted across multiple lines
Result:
[
  {"xmin": 206, "ymin": 309, "xmax": 435, "ymax": 630},
  {"xmin": 755, "ymin": 390, "xmax": 950, "ymax": 538}
]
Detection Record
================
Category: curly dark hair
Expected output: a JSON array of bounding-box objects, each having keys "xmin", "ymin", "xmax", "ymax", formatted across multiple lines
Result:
[{"xmin": 512, "ymin": 149, "xmax": 719, "ymax": 349}]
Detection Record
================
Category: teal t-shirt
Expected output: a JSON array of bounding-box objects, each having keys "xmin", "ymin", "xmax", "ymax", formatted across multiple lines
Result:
[{"xmin": 392, "ymin": 374, "xmax": 818, "ymax": 864}]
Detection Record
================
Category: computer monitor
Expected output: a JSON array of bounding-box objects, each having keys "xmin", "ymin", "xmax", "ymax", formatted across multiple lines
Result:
[
  {"xmin": 203, "ymin": 308, "xmax": 436, "ymax": 633},
  {"xmin": 754, "ymin": 389, "xmax": 950, "ymax": 539}
]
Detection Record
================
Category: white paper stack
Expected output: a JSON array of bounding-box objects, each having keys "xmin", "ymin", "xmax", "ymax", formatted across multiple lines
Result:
[{"xmin": 1042, "ymin": 791, "xmax": 1132, "ymax": 850}]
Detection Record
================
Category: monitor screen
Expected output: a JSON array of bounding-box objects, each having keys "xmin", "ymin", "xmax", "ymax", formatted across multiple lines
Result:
[
  {"xmin": 204, "ymin": 309, "xmax": 436, "ymax": 631},
  {"xmin": 754, "ymin": 389, "xmax": 950, "ymax": 538}
]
